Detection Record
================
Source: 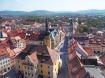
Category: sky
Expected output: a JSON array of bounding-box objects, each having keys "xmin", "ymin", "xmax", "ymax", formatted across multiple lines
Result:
[{"xmin": 0, "ymin": 0, "xmax": 105, "ymax": 11}]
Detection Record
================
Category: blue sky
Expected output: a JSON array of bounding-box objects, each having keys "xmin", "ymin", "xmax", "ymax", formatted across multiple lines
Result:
[{"xmin": 0, "ymin": 0, "xmax": 105, "ymax": 11}]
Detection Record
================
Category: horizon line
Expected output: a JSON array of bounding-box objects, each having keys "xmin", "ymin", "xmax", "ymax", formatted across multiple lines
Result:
[{"xmin": 0, "ymin": 9, "xmax": 105, "ymax": 12}]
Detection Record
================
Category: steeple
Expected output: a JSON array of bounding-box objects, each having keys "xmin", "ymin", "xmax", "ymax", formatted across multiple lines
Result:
[
  {"xmin": 45, "ymin": 17, "xmax": 49, "ymax": 35},
  {"xmin": 69, "ymin": 18, "xmax": 73, "ymax": 26},
  {"xmin": 45, "ymin": 17, "xmax": 48, "ymax": 32},
  {"xmin": 72, "ymin": 18, "xmax": 79, "ymax": 34}
]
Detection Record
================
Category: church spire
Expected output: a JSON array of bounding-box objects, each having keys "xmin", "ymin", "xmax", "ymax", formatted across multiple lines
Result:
[
  {"xmin": 45, "ymin": 17, "xmax": 49, "ymax": 35},
  {"xmin": 45, "ymin": 17, "xmax": 48, "ymax": 32}
]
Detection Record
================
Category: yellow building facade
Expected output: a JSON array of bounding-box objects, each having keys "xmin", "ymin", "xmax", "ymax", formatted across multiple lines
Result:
[{"xmin": 15, "ymin": 44, "xmax": 62, "ymax": 78}]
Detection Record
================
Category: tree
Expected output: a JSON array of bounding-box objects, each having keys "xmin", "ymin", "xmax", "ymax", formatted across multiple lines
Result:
[{"xmin": 79, "ymin": 26, "xmax": 89, "ymax": 33}]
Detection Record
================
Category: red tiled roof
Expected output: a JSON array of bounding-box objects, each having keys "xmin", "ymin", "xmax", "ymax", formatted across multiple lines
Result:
[
  {"xmin": 17, "ymin": 45, "xmax": 59, "ymax": 65},
  {"xmin": 47, "ymin": 47, "xmax": 60, "ymax": 64},
  {"xmin": 7, "ymin": 31, "xmax": 26, "ymax": 39},
  {"xmin": 35, "ymin": 45, "xmax": 59, "ymax": 64},
  {"xmin": 68, "ymin": 56, "xmax": 89, "ymax": 78},
  {"xmin": 0, "ymin": 39, "xmax": 8, "ymax": 46},
  {"xmin": 0, "ymin": 47, "xmax": 7, "ymax": 56},
  {"xmin": 68, "ymin": 40, "xmax": 91, "ymax": 78},
  {"xmin": 13, "ymin": 48, "xmax": 23, "ymax": 56},
  {"xmin": 0, "ymin": 45, "xmax": 17, "ymax": 58},
  {"xmin": 6, "ymin": 47, "xmax": 16, "ymax": 58},
  {"xmin": 84, "ymin": 47, "xmax": 94, "ymax": 56},
  {"xmin": 69, "ymin": 39, "xmax": 88, "ymax": 57},
  {"xmin": 75, "ymin": 67, "xmax": 88, "ymax": 78},
  {"xmin": 29, "ymin": 52, "xmax": 38, "ymax": 64},
  {"xmin": 69, "ymin": 39, "xmax": 78, "ymax": 53},
  {"xmin": 68, "ymin": 51, "xmax": 76, "ymax": 61},
  {"xmin": 6, "ymin": 29, "xmax": 45, "ymax": 41},
  {"xmin": 68, "ymin": 56, "xmax": 81, "ymax": 72},
  {"xmin": 26, "ymin": 32, "xmax": 42, "ymax": 41},
  {"xmin": 100, "ymin": 54, "xmax": 105, "ymax": 65}
]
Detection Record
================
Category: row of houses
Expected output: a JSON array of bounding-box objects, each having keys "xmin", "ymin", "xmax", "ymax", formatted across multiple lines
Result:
[
  {"xmin": 68, "ymin": 38, "xmax": 105, "ymax": 78},
  {"xmin": 0, "ymin": 18, "xmax": 65, "ymax": 78}
]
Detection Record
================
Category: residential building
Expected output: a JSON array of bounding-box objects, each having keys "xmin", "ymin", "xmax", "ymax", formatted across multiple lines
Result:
[
  {"xmin": 89, "ymin": 36, "xmax": 105, "ymax": 53},
  {"xmin": 44, "ymin": 27, "xmax": 65, "ymax": 49},
  {"xmin": 67, "ymin": 50, "xmax": 91, "ymax": 78},
  {"xmin": 15, "ymin": 44, "xmax": 62, "ymax": 78},
  {"xmin": 10, "ymin": 36, "xmax": 26, "ymax": 49},
  {"xmin": 0, "ymin": 46, "xmax": 15, "ymax": 77}
]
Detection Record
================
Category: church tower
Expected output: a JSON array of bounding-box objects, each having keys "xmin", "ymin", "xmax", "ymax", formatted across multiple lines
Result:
[
  {"xmin": 45, "ymin": 17, "xmax": 49, "ymax": 35},
  {"xmin": 72, "ymin": 18, "xmax": 79, "ymax": 34}
]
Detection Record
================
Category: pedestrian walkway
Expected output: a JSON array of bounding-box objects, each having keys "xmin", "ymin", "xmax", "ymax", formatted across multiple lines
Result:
[{"xmin": 58, "ymin": 36, "xmax": 69, "ymax": 78}]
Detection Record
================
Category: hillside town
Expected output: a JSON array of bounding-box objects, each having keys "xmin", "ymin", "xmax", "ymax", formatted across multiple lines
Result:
[{"xmin": 1, "ymin": 15, "xmax": 105, "ymax": 78}]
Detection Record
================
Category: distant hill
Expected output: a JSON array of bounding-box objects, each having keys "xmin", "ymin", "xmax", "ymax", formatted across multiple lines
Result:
[
  {"xmin": 0, "ymin": 11, "xmax": 27, "ymax": 16},
  {"xmin": 77, "ymin": 9, "xmax": 105, "ymax": 15},
  {"xmin": 0, "ymin": 10, "xmax": 55, "ymax": 16},
  {"xmin": 0, "ymin": 9, "xmax": 105, "ymax": 16},
  {"xmin": 30, "ymin": 10, "xmax": 55, "ymax": 15}
]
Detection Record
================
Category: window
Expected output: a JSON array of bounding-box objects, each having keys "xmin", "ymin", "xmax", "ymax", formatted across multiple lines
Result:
[
  {"xmin": 19, "ymin": 65, "xmax": 20, "ymax": 68},
  {"xmin": 35, "ymin": 66, "xmax": 36, "ymax": 69},
  {"xmin": 8, "ymin": 67, "xmax": 10, "ymax": 70},
  {"xmin": 1, "ymin": 66, "xmax": 3, "ymax": 69},
  {"xmin": 4, "ymin": 69, "xmax": 7, "ymax": 72},
  {"xmin": 25, "ymin": 72, "xmax": 27, "ymax": 75},
  {"xmin": 48, "ymin": 72, "xmax": 50, "ymax": 75},
  {"xmin": 27, "ymin": 60, "xmax": 30, "ymax": 63},
  {"xmin": 40, "ymin": 65, "xmax": 42, "ymax": 67},
  {"xmin": 3, "ymin": 62, "xmax": 5, "ymax": 64},
  {"xmin": 38, "ymin": 75, "xmax": 43, "ymax": 78},
  {"xmin": 25, "ymin": 66, "xmax": 26, "ymax": 69},
  {"xmin": 18, "ymin": 60, "xmax": 19, "ymax": 63},
  {"xmin": 5, "ymin": 60, "xmax": 7, "ymax": 63},
  {"xmin": 41, "ymin": 71, "xmax": 43, "ymax": 73},
  {"xmin": 28, "ymin": 67, "xmax": 29, "ymax": 70},
  {"xmin": 31, "ymin": 67, "xmax": 33, "ymax": 70},
  {"xmin": 32, "ymin": 73, "xmax": 33, "ymax": 76},
  {"xmin": 28, "ymin": 73, "xmax": 30, "ymax": 76}
]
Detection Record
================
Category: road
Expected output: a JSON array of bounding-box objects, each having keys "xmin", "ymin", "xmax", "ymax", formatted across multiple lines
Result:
[
  {"xmin": 58, "ymin": 36, "xmax": 69, "ymax": 78},
  {"xmin": 4, "ymin": 69, "xmax": 18, "ymax": 78}
]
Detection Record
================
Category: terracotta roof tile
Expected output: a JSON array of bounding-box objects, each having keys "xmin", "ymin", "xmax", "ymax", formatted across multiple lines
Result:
[
  {"xmin": 68, "ymin": 56, "xmax": 90, "ymax": 78},
  {"xmin": 0, "ymin": 47, "xmax": 7, "ymax": 56},
  {"xmin": 13, "ymin": 48, "xmax": 23, "ymax": 56},
  {"xmin": 17, "ymin": 45, "xmax": 59, "ymax": 65},
  {"xmin": 68, "ymin": 40, "xmax": 91, "ymax": 78},
  {"xmin": 100, "ymin": 54, "xmax": 105, "ymax": 65},
  {"xmin": 84, "ymin": 47, "xmax": 94, "ymax": 56},
  {"xmin": 6, "ymin": 47, "xmax": 16, "ymax": 58},
  {"xmin": 47, "ymin": 47, "xmax": 59, "ymax": 64},
  {"xmin": 29, "ymin": 52, "xmax": 38, "ymax": 64}
]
